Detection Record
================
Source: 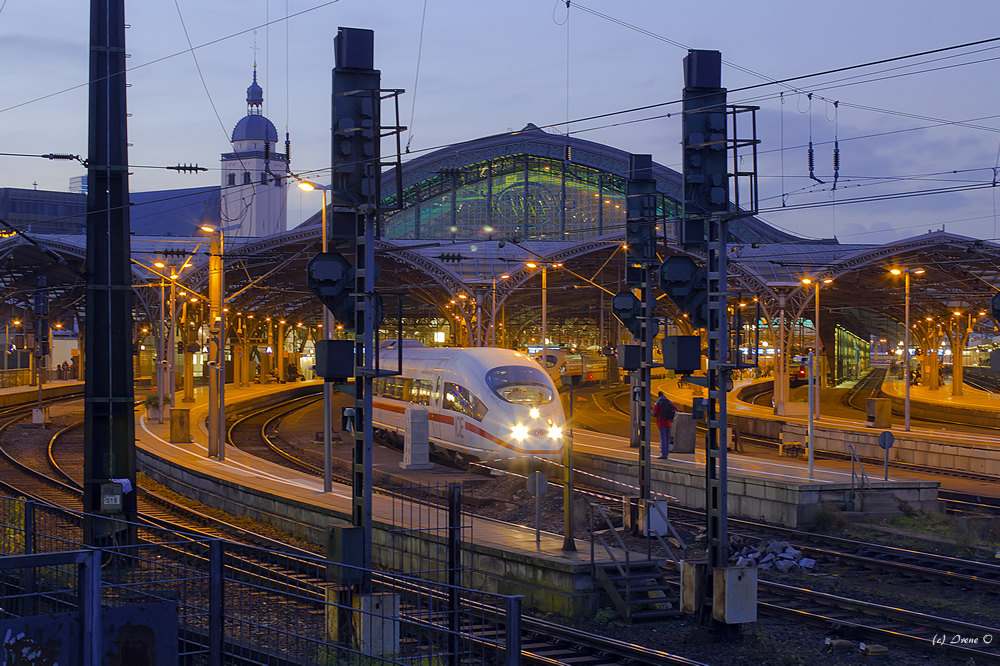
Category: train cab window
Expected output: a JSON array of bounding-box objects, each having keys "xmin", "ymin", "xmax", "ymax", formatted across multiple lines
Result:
[
  {"xmin": 443, "ymin": 382, "xmax": 488, "ymax": 421},
  {"xmin": 485, "ymin": 365, "xmax": 554, "ymax": 405},
  {"xmin": 411, "ymin": 379, "xmax": 433, "ymax": 406},
  {"xmin": 544, "ymin": 354, "xmax": 558, "ymax": 368}
]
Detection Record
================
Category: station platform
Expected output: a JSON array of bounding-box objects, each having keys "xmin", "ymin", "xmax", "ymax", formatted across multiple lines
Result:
[
  {"xmin": 133, "ymin": 381, "xmax": 623, "ymax": 618},
  {"xmin": 0, "ymin": 379, "xmax": 83, "ymax": 408},
  {"xmin": 570, "ymin": 427, "xmax": 938, "ymax": 529},
  {"xmin": 641, "ymin": 374, "xmax": 1000, "ymax": 504}
]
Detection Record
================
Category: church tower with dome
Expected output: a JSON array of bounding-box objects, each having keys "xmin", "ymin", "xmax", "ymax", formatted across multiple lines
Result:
[{"xmin": 220, "ymin": 67, "xmax": 289, "ymax": 237}]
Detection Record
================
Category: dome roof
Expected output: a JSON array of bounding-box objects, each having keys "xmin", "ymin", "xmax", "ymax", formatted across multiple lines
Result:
[
  {"xmin": 231, "ymin": 67, "xmax": 277, "ymax": 142},
  {"xmin": 231, "ymin": 114, "xmax": 278, "ymax": 143},
  {"xmin": 247, "ymin": 69, "xmax": 263, "ymax": 107}
]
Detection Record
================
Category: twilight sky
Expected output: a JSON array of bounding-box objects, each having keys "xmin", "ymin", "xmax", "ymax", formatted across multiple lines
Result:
[{"xmin": 1, "ymin": 0, "xmax": 999, "ymax": 244}]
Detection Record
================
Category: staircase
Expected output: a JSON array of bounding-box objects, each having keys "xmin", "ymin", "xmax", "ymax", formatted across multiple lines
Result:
[
  {"xmin": 858, "ymin": 490, "xmax": 901, "ymax": 522},
  {"xmin": 595, "ymin": 560, "xmax": 680, "ymax": 624}
]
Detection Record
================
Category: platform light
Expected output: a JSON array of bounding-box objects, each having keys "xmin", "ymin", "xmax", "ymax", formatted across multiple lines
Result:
[
  {"xmin": 823, "ymin": 278, "xmax": 833, "ymax": 284},
  {"xmin": 154, "ymin": 261, "xmax": 166, "ymax": 269},
  {"xmin": 511, "ymin": 424, "xmax": 529, "ymax": 442},
  {"xmin": 526, "ymin": 262, "xmax": 537, "ymax": 268},
  {"xmin": 801, "ymin": 278, "xmax": 812, "ymax": 285},
  {"xmin": 190, "ymin": 297, "xmax": 198, "ymax": 303}
]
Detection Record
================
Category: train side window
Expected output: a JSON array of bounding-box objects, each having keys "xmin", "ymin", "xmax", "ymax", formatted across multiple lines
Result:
[
  {"xmin": 373, "ymin": 379, "xmax": 384, "ymax": 397},
  {"xmin": 401, "ymin": 378, "xmax": 414, "ymax": 402},
  {"xmin": 434, "ymin": 376, "xmax": 441, "ymax": 406},
  {"xmin": 411, "ymin": 379, "xmax": 432, "ymax": 406},
  {"xmin": 443, "ymin": 382, "xmax": 488, "ymax": 421}
]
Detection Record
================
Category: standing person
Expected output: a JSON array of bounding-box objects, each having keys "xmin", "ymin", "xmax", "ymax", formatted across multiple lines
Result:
[{"xmin": 652, "ymin": 391, "xmax": 676, "ymax": 459}]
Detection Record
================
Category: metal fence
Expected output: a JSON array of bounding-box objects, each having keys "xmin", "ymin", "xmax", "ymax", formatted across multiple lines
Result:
[
  {"xmin": 0, "ymin": 496, "xmax": 521, "ymax": 666},
  {"xmin": 383, "ymin": 482, "xmax": 473, "ymax": 586}
]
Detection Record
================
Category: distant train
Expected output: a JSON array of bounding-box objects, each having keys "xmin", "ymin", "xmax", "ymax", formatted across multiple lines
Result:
[
  {"xmin": 533, "ymin": 348, "xmax": 611, "ymax": 385},
  {"xmin": 372, "ymin": 342, "xmax": 566, "ymax": 466}
]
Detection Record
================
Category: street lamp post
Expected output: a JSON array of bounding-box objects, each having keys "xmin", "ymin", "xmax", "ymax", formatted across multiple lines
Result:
[
  {"xmin": 298, "ymin": 181, "xmax": 335, "ymax": 493},
  {"xmin": 891, "ymin": 267, "xmax": 924, "ymax": 431},
  {"xmin": 202, "ymin": 225, "xmax": 227, "ymax": 460}
]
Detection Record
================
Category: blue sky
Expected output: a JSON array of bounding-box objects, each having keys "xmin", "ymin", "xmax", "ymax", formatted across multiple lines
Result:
[{"xmin": 1, "ymin": 0, "xmax": 999, "ymax": 244}]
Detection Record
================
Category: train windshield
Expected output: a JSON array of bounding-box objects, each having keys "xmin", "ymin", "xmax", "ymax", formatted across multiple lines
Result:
[{"xmin": 485, "ymin": 365, "xmax": 554, "ymax": 405}]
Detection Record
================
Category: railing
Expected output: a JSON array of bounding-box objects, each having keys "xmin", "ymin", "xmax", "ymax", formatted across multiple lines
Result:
[
  {"xmin": 589, "ymin": 502, "xmax": 631, "ymax": 619},
  {"xmin": 847, "ymin": 441, "xmax": 872, "ymax": 507},
  {"xmin": 644, "ymin": 500, "xmax": 686, "ymax": 570},
  {"xmin": 0, "ymin": 496, "xmax": 522, "ymax": 666}
]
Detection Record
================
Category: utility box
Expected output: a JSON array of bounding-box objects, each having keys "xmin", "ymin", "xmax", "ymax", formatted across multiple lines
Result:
[
  {"xmin": 326, "ymin": 525, "xmax": 364, "ymax": 587},
  {"xmin": 169, "ymin": 408, "xmax": 191, "ymax": 443},
  {"xmin": 623, "ymin": 497, "xmax": 669, "ymax": 536},
  {"xmin": 32, "ymin": 407, "xmax": 50, "ymax": 425},
  {"xmin": 353, "ymin": 592, "xmax": 400, "ymax": 656},
  {"xmin": 672, "ymin": 413, "xmax": 697, "ymax": 453},
  {"xmin": 866, "ymin": 398, "xmax": 891, "ymax": 429},
  {"xmin": 315, "ymin": 339, "xmax": 355, "ymax": 381},
  {"xmin": 662, "ymin": 336, "xmax": 701, "ymax": 374},
  {"xmin": 401, "ymin": 408, "xmax": 433, "ymax": 470},
  {"xmin": 618, "ymin": 345, "xmax": 640, "ymax": 371},
  {"xmin": 680, "ymin": 559, "xmax": 707, "ymax": 613},
  {"xmin": 713, "ymin": 566, "xmax": 757, "ymax": 624}
]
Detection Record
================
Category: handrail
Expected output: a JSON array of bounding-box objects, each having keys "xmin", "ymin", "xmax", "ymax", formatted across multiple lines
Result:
[
  {"xmin": 590, "ymin": 503, "xmax": 629, "ymax": 580},
  {"xmin": 645, "ymin": 500, "xmax": 685, "ymax": 570},
  {"xmin": 846, "ymin": 440, "xmax": 871, "ymax": 506},
  {"xmin": 589, "ymin": 503, "xmax": 631, "ymax": 611}
]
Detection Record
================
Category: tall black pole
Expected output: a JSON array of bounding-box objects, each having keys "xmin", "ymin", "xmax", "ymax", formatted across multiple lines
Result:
[{"xmin": 83, "ymin": 0, "xmax": 136, "ymax": 545}]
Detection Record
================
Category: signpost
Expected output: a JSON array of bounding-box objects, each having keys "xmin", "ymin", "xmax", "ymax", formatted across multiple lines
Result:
[
  {"xmin": 526, "ymin": 471, "xmax": 548, "ymax": 547},
  {"xmin": 879, "ymin": 431, "xmax": 894, "ymax": 481}
]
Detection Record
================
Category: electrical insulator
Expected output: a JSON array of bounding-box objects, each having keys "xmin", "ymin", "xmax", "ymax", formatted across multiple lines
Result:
[{"xmin": 285, "ymin": 133, "xmax": 291, "ymax": 164}]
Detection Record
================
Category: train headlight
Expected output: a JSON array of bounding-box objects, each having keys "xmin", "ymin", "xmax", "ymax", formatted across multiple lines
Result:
[
  {"xmin": 529, "ymin": 407, "xmax": 540, "ymax": 419},
  {"xmin": 511, "ymin": 424, "xmax": 529, "ymax": 442},
  {"xmin": 548, "ymin": 425, "xmax": 563, "ymax": 440}
]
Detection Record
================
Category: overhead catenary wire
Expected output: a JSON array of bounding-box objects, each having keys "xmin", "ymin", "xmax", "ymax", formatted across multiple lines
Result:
[{"xmin": 404, "ymin": 0, "xmax": 430, "ymax": 154}]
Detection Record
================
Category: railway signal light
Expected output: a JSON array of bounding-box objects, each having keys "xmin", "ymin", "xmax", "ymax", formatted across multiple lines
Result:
[
  {"xmin": 659, "ymin": 256, "xmax": 708, "ymax": 329},
  {"xmin": 681, "ymin": 49, "xmax": 728, "ymax": 250},
  {"xmin": 307, "ymin": 253, "xmax": 354, "ymax": 331},
  {"xmin": 611, "ymin": 290, "xmax": 658, "ymax": 342},
  {"xmin": 625, "ymin": 154, "xmax": 657, "ymax": 272},
  {"xmin": 332, "ymin": 28, "xmax": 379, "ymax": 207}
]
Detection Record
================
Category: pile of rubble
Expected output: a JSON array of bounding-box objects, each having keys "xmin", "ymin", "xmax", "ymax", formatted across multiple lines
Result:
[{"xmin": 728, "ymin": 536, "xmax": 817, "ymax": 573}]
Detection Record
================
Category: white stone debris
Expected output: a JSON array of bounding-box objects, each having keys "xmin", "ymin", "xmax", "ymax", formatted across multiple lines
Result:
[{"xmin": 726, "ymin": 537, "xmax": 819, "ymax": 573}]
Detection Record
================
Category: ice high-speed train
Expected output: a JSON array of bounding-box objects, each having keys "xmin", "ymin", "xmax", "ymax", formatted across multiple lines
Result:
[{"xmin": 372, "ymin": 341, "xmax": 566, "ymax": 465}]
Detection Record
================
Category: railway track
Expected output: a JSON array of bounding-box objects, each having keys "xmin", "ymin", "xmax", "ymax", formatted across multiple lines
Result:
[
  {"xmin": 21, "ymin": 393, "xmax": 1000, "ymax": 664},
  {"xmin": 17, "ymin": 395, "xmax": 699, "ymax": 666}
]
